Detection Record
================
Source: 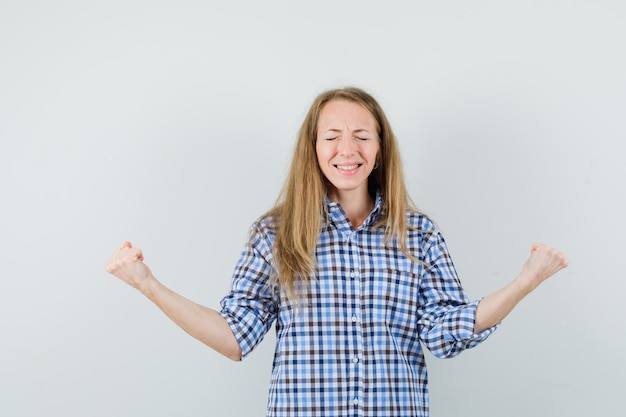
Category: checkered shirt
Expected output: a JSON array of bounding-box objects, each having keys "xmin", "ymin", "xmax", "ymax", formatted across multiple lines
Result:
[{"xmin": 220, "ymin": 193, "xmax": 498, "ymax": 416}]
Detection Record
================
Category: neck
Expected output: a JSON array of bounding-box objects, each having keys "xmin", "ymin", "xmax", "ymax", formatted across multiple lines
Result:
[{"xmin": 328, "ymin": 188, "xmax": 375, "ymax": 229}]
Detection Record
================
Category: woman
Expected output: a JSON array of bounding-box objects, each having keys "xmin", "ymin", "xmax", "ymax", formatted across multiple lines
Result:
[{"xmin": 106, "ymin": 87, "xmax": 568, "ymax": 416}]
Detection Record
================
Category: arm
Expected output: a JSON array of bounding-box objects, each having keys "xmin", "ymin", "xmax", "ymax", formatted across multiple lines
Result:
[
  {"xmin": 105, "ymin": 241, "xmax": 242, "ymax": 361},
  {"xmin": 474, "ymin": 242, "xmax": 569, "ymax": 333},
  {"xmin": 416, "ymin": 226, "xmax": 495, "ymax": 359}
]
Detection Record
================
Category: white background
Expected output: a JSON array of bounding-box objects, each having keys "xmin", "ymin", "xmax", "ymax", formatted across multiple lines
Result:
[{"xmin": 1, "ymin": 1, "xmax": 624, "ymax": 416}]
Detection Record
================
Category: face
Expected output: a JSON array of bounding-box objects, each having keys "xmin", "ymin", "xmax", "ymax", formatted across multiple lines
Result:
[{"xmin": 316, "ymin": 99, "xmax": 380, "ymax": 202}]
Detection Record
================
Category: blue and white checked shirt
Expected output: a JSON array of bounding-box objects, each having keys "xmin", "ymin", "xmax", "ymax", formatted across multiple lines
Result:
[{"xmin": 220, "ymin": 193, "xmax": 498, "ymax": 416}]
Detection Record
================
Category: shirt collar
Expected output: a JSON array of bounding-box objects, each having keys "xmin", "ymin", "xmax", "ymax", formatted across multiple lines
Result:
[{"xmin": 324, "ymin": 189, "xmax": 383, "ymax": 230}]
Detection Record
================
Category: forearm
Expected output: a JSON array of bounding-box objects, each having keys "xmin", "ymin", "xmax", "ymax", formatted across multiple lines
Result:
[
  {"xmin": 140, "ymin": 277, "xmax": 242, "ymax": 361},
  {"xmin": 474, "ymin": 242, "xmax": 569, "ymax": 333},
  {"xmin": 474, "ymin": 275, "xmax": 532, "ymax": 333}
]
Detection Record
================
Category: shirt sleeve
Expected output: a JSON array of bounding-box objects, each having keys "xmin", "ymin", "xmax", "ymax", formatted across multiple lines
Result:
[
  {"xmin": 219, "ymin": 221, "xmax": 279, "ymax": 359},
  {"xmin": 416, "ymin": 228, "xmax": 499, "ymax": 359}
]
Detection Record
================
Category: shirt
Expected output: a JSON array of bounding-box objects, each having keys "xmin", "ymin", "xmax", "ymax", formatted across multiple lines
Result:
[{"xmin": 219, "ymin": 193, "xmax": 498, "ymax": 417}]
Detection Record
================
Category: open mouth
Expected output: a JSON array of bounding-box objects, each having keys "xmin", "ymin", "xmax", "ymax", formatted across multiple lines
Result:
[{"xmin": 335, "ymin": 164, "xmax": 362, "ymax": 171}]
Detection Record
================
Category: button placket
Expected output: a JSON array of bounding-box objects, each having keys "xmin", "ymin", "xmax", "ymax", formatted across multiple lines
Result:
[{"xmin": 348, "ymin": 233, "xmax": 364, "ymax": 415}]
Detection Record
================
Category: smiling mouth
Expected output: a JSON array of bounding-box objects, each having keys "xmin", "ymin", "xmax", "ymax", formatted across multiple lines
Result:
[{"xmin": 335, "ymin": 164, "xmax": 361, "ymax": 171}]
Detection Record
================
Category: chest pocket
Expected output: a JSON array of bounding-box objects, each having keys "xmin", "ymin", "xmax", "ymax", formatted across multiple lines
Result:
[{"xmin": 363, "ymin": 268, "xmax": 421, "ymax": 332}]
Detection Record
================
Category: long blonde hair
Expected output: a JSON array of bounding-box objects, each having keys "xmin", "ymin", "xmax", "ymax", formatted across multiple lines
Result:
[{"xmin": 266, "ymin": 87, "xmax": 416, "ymax": 300}]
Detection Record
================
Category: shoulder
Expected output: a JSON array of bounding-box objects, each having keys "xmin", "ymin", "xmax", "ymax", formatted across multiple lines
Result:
[
  {"xmin": 405, "ymin": 209, "xmax": 448, "ymax": 251},
  {"xmin": 406, "ymin": 209, "xmax": 439, "ymax": 234},
  {"xmin": 237, "ymin": 215, "xmax": 278, "ymax": 266},
  {"xmin": 247, "ymin": 213, "xmax": 278, "ymax": 246}
]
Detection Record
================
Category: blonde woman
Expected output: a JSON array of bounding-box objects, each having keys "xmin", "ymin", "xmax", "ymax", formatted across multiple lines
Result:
[{"xmin": 106, "ymin": 87, "xmax": 568, "ymax": 417}]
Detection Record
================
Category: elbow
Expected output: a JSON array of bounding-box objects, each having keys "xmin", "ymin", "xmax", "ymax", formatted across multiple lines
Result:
[
  {"xmin": 216, "ymin": 337, "xmax": 242, "ymax": 362},
  {"xmin": 422, "ymin": 331, "xmax": 465, "ymax": 359},
  {"xmin": 226, "ymin": 345, "xmax": 243, "ymax": 362},
  {"xmin": 197, "ymin": 331, "xmax": 242, "ymax": 361},
  {"xmin": 431, "ymin": 345, "xmax": 463, "ymax": 359}
]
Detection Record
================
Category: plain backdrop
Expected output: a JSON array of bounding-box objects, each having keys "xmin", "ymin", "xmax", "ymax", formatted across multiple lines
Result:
[{"xmin": 1, "ymin": 1, "xmax": 624, "ymax": 416}]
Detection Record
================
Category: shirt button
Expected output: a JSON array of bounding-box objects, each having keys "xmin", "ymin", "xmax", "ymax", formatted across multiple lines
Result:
[
  {"xmin": 352, "ymin": 357, "xmax": 359, "ymax": 364},
  {"xmin": 353, "ymin": 398, "xmax": 359, "ymax": 406},
  {"xmin": 351, "ymin": 315, "xmax": 357, "ymax": 323},
  {"xmin": 349, "ymin": 270, "xmax": 355, "ymax": 279}
]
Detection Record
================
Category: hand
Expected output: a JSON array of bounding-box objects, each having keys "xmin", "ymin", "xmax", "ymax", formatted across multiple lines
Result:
[
  {"xmin": 518, "ymin": 243, "xmax": 569, "ymax": 293},
  {"xmin": 105, "ymin": 241, "xmax": 154, "ymax": 293}
]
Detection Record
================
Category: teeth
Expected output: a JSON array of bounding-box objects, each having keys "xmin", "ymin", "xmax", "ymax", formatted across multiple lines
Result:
[{"xmin": 337, "ymin": 164, "xmax": 359, "ymax": 170}]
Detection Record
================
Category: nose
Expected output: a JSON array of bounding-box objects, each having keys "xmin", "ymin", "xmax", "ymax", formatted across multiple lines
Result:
[{"xmin": 337, "ymin": 137, "xmax": 357, "ymax": 156}]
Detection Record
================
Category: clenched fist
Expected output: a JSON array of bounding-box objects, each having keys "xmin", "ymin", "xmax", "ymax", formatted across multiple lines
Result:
[
  {"xmin": 519, "ymin": 243, "xmax": 569, "ymax": 293},
  {"xmin": 105, "ymin": 241, "xmax": 154, "ymax": 293}
]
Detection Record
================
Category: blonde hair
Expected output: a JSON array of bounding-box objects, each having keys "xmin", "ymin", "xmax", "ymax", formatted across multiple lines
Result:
[{"xmin": 265, "ymin": 86, "xmax": 416, "ymax": 300}]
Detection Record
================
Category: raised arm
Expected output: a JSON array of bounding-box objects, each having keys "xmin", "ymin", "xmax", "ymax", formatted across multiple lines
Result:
[
  {"xmin": 105, "ymin": 241, "xmax": 242, "ymax": 361},
  {"xmin": 474, "ymin": 242, "xmax": 569, "ymax": 333}
]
